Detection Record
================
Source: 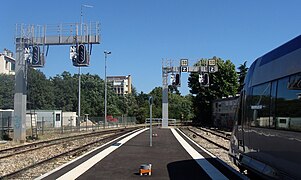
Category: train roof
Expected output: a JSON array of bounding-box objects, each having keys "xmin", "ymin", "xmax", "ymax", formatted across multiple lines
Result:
[
  {"xmin": 259, "ymin": 35, "xmax": 301, "ymax": 66},
  {"xmin": 246, "ymin": 35, "xmax": 301, "ymax": 87}
]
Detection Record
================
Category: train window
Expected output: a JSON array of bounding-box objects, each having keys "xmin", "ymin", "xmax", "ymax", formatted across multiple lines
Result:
[
  {"xmin": 270, "ymin": 81, "xmax": 277, "ymax": 128},
  {"xmin": 250, "ymin": 83, "xmax": 272, "ymax": 128},
  {"xmin": 245, "ymin": 87, "xmax": 253, "ymax": 126},
  {"xmin": 244, "ymin": 61, "xmax": 256, "ymax": 88},
  {"xmin": 288, "ymin": 73, "xmax": 301, "ymax": 90},
  {"xmin": 276, "ymin": 76, "xmax": 301, "ymax": 131},
  {"xmin": 237, "ymin": 96, "xmax": 242, "ymax": 125}
]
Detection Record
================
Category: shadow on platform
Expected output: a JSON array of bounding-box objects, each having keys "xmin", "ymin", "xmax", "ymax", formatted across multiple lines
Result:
[{"xmin": 167, "ymin": 159, "xmax": 212, "ymax": 180}]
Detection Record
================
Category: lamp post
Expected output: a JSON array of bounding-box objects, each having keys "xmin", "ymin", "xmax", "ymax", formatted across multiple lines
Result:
[
  {"xmin": 104, "ymin": 51, "xmax": 111, "ymax": 128},
  {"xmin": 80, "ymin": 4, "xmax": 93, "ymax": 35}
]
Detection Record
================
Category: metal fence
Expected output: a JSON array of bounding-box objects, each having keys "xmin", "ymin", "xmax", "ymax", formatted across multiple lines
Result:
[
  {"xmin": 145, "ymin": 118, "xmax": 180, "ymax": 127},
  {"xmin": 0, "ymin": 117, "xmax": 13, "ymax": 140},
  {"xmin": 1, "ymin": 116, "xmax": 137, "ymax": 140}
]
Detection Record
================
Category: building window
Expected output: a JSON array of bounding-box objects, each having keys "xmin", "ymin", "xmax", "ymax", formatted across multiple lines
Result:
[
  {"xmin": 11, "ymin": 63, "xmax": 15, "ymax": 71},
  {"xmin": 5, "ymin": 61, "xmax": 9, "ymax": 70},
  {"xmin": 56, "ymin": 114, "xmax": 61, "ymax": 121}
]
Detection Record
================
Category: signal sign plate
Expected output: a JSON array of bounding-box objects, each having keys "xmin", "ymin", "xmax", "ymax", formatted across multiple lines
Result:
[
  {"xmin": 208, "ymin": 59, "xmax": 216, "ymax": 66},
  {"xmin": 180, "ymin": 59, "xmax": 188, "ymax": 66},
  {"xmin": 181, "ymin": 66, "xmax": 188, "ymax": 72},
  {"xmin": 208, "ymin": 65, "xmax": 218, "ymax": 73}
]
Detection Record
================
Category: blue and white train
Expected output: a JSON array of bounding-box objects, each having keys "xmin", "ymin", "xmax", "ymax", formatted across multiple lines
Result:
[{"xmin": 229, "ymin": 35, "xmax": 301, "ymax": 179}]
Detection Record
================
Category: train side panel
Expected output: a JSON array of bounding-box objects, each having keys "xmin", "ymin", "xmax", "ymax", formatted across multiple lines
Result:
[{"xmin": 230, "ymin": 35, "xmax": 301, "ymax": 179}]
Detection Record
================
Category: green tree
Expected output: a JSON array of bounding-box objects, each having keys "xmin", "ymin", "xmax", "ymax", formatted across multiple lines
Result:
[
  {"xmin": 133, "ymin": 91, "xmax": 149, "ymax": 123},
  {"xmin": 80, "ymin": 74, "xmax": 104, "ymax": 117},
  {"xmin": 27, "ymin": 68, "xmax": 54, "ymax": 110},
  {"xmin": 237, "ymin": 61, "xmax": 248, "ymax": 93},
  {"xmin": 168, "ymin": 85, "xmax": 180, "ymax": 95},
  {"xmin": 149, "ymin": 87, "xmax": 163, "ymax": 118},
  {"xmin": 51, "ymin": 71, "xmax": 77, "ymax": 112},
  {"xmin": 188, "ymin": 57, "xmax": 239, "ymax": 125},
  {"xmin": 169, "ymin": 93, "xmax": 193, "ymax": 121},
  {"xmin": 0, "ymin": 74, "xmax": 14, "ymax": 109}
]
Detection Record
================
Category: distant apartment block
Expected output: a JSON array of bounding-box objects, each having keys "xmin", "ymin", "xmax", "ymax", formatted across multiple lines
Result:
[
  {"xmin": 107, "ymin": 75, "xmax": 132, "ymax": 95},
  {"xmin": 0, "ymin": 49, "xmax": 15, "ymax": 75}
]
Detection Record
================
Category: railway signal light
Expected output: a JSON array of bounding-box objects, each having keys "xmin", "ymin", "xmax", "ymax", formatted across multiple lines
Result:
[
  {"xmin": 71, "ymin": 44, "xmax": 90, "ymax": 67},
  {"xmin": 70, "ymin": 46, "xmax": 77, "ymax": 60},
  {"xmin": 175, "ymin": 73, "xmax": 181, "ymax": 87},
  {"xmin": 32, "ymin": 46, "xmax": 40, "ymax": 64},
  {"xmin": 199, "ymin": 73, "xmax": 209, "ymax": 87},
  {"xmin": 78, "ymin": 44, "xmax": 86, "ymax": 64},
  {"xmin": 170, "ymin": 74, "xmax": 175, "ymax": 85},
  {"xmin": 30, "ymin": 45, "xmax": 45, "ymax": 67}
]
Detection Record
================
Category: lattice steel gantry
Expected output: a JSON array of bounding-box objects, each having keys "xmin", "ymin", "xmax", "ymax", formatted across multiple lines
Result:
[{"xmin": 14, "ymin": 22, "xmax": 100, "ymax": 143}]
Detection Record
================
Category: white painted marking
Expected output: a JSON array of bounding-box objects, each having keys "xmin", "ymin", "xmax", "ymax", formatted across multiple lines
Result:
[
  {"xmin": 171, "ymin": 128, "xmax": 228, "ymax": 180},
  {"xmin": 56, "ymin": 128, "xmax": 148, "ymax": 180},
  {"xmin": 35, "ymin": 128, "xmax": 144, "ymax": 180},
  {"xmin": 177, "ymin": 128, "xmax": 217, "ymax": 158}
]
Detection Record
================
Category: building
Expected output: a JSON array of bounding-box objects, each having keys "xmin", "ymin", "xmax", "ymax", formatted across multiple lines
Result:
[
  {"xmin": 0, "ymin": 49, "xmax": 15, "ymax": 75},
  {"xmin": 212, "ymin": 96, "xmax": 239, "ymax": 129},
  {"xmin": 62, "ymin": 112, "xmax": 77, "ymax": 127},
  {"xmin": 107, "ymin": 75, "xmax": 132, "ymax": 95},
  {"xmin": 27, "ymin": 110, "xmax": 62, "ymax": 128}
]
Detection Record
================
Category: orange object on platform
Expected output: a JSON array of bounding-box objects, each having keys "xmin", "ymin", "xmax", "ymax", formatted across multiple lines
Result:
[{"xmin": 139, "ymin": 168, "xmax": 152, "ymax": 176}]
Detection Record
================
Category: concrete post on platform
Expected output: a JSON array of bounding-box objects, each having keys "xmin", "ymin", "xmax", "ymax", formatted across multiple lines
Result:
[
  {"xmin": 13, "ymin": 38, "xmax": 27, "ymax": 143},
  {"xmin": 162, "ymin": 68, "xmax": 169, "ymax": 128}
]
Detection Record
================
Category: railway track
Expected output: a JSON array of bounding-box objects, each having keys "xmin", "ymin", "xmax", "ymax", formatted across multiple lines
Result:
[
  {"xmin": 186, "ymin": 127, "xmax": 229, "ymax": 151},
  {"xmin": 196, "ymin": 127, "xmax": 231, "ymax": 141},
  {"xmin": 0, "ymin": 128, "xmax": 130, "ymax": 160},
  {"xmin": 0, "ymin": 127, "xmax": 140, "ymax": 179},
  {"xmin": 180, "ymin": 126, "xmax": 239, "ymax": 172}
]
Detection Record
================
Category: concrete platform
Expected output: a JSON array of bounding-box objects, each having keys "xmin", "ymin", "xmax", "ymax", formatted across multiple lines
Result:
[{"xmin": 37, "ymin": 127, "xmax": 244, "ymax": 180}]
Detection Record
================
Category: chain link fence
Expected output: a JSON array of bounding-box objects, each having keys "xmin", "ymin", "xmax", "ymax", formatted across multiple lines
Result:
[{"xmin": 1, "ymin": 115, "xmax": 137, "ymax": 140}]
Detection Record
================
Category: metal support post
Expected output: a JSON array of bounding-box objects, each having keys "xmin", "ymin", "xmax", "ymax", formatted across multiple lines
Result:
[
  {"xmin": 77, "ymin": 67, "xmax": 81, "ymax": 128},
  {"xmin": 162, "ymin": 68, "xmax": 169, "ymax": 128},
  {"xmin": 149, "ymin": 96, "xmax": 153, "ymax": 147}
]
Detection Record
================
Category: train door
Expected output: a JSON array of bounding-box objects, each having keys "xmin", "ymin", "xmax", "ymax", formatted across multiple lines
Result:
[
  {"xmin": 229, "ymin": 90, "xmax": 246, "ymax": 164},
  {"xmin": 237, "ymin": 90, "xmax": 245, "ymax": 153}
]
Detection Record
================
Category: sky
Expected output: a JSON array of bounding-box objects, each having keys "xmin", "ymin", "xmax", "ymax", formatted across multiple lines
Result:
[{"xmin": 1, "ymin": 0, "xmax": 301, "ymax": 95}]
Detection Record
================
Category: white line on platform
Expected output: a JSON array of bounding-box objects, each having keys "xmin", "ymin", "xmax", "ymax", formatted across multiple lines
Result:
[
  {"xmin": 56, "ymin": 128, "xmax": 148, "ymax": 180},
  {"xmin": 177, "ymin": 128, "xmax": 217, "ymax": 158},
  {"xmin": 35, "ymin": 128, "xmax": 147, "ymax": 180},
  {"xmin": 171, "ymin": 128, "xmax": 228, "ymax": 180},
  {"xmin": 177, "ymin": 129, "xmax": 247, "ymax": 179}
]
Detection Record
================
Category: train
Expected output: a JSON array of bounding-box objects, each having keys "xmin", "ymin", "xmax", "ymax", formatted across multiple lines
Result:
[{"xmin": 229, "ymin": 35, "xmax": 301, "ymax": 179}]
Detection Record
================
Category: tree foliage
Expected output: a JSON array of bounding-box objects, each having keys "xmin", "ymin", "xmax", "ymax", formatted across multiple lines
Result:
[
  {"xmin": 188, "ymin": 57, "xmax": 239, "ymax": 125},
  {"xmin": 237, "ymin": 61, "xmax": 248, "ymax": 93},
  {"xmin": 0, "ymin": 68, "xmax": 199, "ymax": 125},
  {"xmin": 0, "ymin": 74, "xmax": 14, "ymax": 109},
  {"xmin": 50, "ymin": 71, "xmax": 77, "ymax": 112},
  {"xmin": 80, "ymin": 73, "xmax": 104, "ymax": 116},
  {"xmin": 27, "ymin": 68, "xmax": 54, "ymax": 110}
]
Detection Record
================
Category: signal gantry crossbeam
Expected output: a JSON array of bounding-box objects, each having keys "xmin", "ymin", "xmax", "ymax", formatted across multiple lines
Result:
[{"xmin": 161, "ymin": 59, "xmax": 218, "ymax": 128}]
